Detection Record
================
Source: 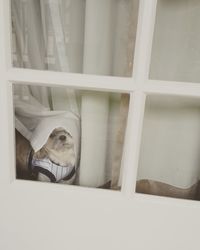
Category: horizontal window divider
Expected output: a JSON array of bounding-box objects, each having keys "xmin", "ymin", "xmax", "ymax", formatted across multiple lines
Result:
[
  {"xmin": 12, "ymin": 179, "xmax": 125, "ymax": 201},
  {"xmin": 6, "ymin": 68, "xmax": 135, "ymax": 93},
  {"xmin": 144, "ymin": 80, "xmax": 200, "ymax": 97}
]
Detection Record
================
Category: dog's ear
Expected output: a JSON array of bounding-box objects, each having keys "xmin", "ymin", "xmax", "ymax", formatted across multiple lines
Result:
[{"xmin": 34, "ymin": 148, "xmax": 48, "ymax": 159}]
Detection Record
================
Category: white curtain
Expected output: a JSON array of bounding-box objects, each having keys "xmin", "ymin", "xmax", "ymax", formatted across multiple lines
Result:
[
  {"xmin": 12, "ymin": 0, "xmax": 138, "ymax": 188},
  {"xmin": 138, "ymin": 0, "xmax": 200, "ymax": 189},
  {"xmin": 150, "ymin": 0, "xmax": 200, "ymax": 83},
  {"xmin": 138, "ymin": 96, "xmax": 200, "ymax": 189}
]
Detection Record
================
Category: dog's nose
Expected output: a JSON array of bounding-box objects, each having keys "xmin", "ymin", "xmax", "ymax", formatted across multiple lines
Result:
[{"xmin": 59, "ymin": 135, "xmax": 66, "ymax": 141}]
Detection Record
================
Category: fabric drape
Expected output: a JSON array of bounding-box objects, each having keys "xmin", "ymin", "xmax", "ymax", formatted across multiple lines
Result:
[{"xmin": 12, "ymin": 0, "xmax": 137, "ymax": 187}]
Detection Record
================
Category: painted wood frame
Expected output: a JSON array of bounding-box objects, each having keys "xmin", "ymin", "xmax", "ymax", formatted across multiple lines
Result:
[{"xmin": 1, "ymin": 1, "xmax": 200, "ymax": 250}]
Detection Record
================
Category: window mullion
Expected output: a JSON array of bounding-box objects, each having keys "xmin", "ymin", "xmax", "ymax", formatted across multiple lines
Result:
[
  {"xmin": 133, "ymin": 0, "xmax": 158, "ymax": 85},
  {"xmin": 121, "ymin": 91, "xmax": 146, "ymax": 195},
  {"xmin": 0, "ymin": 0, "xmax": 13, "ymax": 185},
  {"xmin": 3, "ymin": 0, "xmax": 12, "ymax": 71},
  {"xmin": 145, "ymin": 80, "xmax": 200, "ymax": 97},
  {"xmin": 6, "ymin": 68, "xmax": 136, "ymax": 92},
  {"xmin": 120, "ymin": 0, "xmax": 157, "ymax": 195}
]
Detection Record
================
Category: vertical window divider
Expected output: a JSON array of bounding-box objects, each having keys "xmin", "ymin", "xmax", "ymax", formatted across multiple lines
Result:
[
  {"xmin": 133, "ymin": 0, "xmax": 158, "ymax": 84},
  {"xmin": 0, "ymin": 0, "xmax": 13, "ymax": 185},
  {"xmin": 121, "ymin": 91, "xmax": 146, "ymax": 195},
  {"xmin": 3, "ymin": 0, "xmax": 12, "ymax": 70},
  {"xmin": 121, "ymin": 0, "xmax": 158, "ymax": 195}
]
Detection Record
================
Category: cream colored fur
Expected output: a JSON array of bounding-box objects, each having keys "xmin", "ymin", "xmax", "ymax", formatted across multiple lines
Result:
[
  {"xmin": 34, "ymin": 127, "xmax": 76, "ymax": 183},
  {"xmin": 34, "ymin": 127, "xmax": 75, "ymax": 167}
]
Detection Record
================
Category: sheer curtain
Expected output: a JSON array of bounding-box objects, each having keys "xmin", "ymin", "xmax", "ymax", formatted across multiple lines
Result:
[
  {"xmin": 138, "ymin": 0, "xmax": 200, "ymax": 192},
  {"xmin": 12, "ymin": 0, "xmax": 138, "ymax": 187}
]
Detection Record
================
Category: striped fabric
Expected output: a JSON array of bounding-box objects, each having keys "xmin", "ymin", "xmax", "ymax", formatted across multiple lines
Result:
[{"xmin": 32, "ymin": 158, "xmax": 74, "ymax": 182}]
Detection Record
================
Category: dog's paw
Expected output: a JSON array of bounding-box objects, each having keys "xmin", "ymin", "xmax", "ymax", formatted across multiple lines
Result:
[{"xmin": 38, "ymin": 173, "xmax": 51, "ymax": 182}]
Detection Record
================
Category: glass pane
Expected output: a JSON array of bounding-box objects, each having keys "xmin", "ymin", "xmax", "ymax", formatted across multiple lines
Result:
[
  {"xmin": 13, "ymin": 84, "xmax": 129, "ymax": 190},
  {"xmin": 11, "ymin": 0, "xmax": 139, "ymax": 77},
  {"xmin": 136, "ymin": 95, "xmax": 200, "ymax": 201},
  {"xmin": 150, "ymin": 0, "xmax": 200, "ymax": 83}
]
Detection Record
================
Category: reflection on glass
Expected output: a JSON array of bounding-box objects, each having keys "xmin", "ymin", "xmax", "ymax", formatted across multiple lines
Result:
[
  {"xmin": 11, "ymin": 0, "xmax": 139, "ymax": 77},
  {"xmin": 150, "ymin": 0, "xmax": 200, "ymax": 83},
  {"xmin": 136, "ymin": 95, "xmax": 200, "ymax": 201},
  {"xmin": 14, "ymin": 84, "xmax": 129, "ymax": 190}
]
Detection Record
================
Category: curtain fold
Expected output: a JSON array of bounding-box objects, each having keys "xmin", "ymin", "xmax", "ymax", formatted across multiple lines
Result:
[
  {"xmin": 78, "ymin": 0, "xmax": 114, "ymax": 186},
  {"xmin": 12, "ymin": 0, "xmax": 49, "ymax": 107},
  {"xmin": 40, "ymin": 0, "xmax": 80, "ymax": 115},
  {"xmin": 12, "ymin": 0, "xmax": 134, "ymax": 188},
  {"xmin": 79, "ymin": 92, "xmax": 110, "ymax": 186},
  {"xmin": 138, "ymin": 96, "xmax": 200, "ymax": 189},
  {"xmin": 144, "ymin": 0, "xmax": 200, "ymax": 191}
]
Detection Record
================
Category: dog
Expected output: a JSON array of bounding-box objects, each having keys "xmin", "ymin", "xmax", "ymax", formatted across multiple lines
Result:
[
  {"xmin": 15, "ymin": 129, "xmax": 36, "ymax": 180},
  {"xmin": 16, "ymin": 127, "xmax": 76, "ymax": 184},
  {"xmin": 32, "ymin": 127, "xmax": 76, "ymax": 184}
]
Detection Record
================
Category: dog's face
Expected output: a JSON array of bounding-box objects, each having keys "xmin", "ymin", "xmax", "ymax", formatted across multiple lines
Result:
[
  {"xmin": 33, "ymin": 127, "xmax": 76, "ymax": 182},
  {"xmin": 46, "ymin": 127, "xmax": 74, "ymax": 152},
  {"xmin": 34, "ymin": 127, "xmax": 75, "ymax": 166}
]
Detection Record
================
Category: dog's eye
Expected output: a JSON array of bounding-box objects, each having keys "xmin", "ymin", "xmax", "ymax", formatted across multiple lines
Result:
[
  {"xmin": 49, "ymin": 133, "xmax": 55, "ymax": 138},
  {"xmin": 59, "ymin": 135, "xmax": 66, "ymax": 141},
  {"xmin": 66, "ymin": 132, "xmax": 72, "ymax": 138}
]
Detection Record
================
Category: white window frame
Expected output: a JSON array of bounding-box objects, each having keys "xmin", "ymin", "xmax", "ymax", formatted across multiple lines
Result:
[
  {"xmin": 3, "ymin": 2, "xmax": 200, "ymax": 250},
  {"xmin": 1, "ymin": 0, "xmax": 200, "ymax": 203}
]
